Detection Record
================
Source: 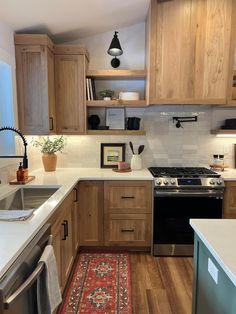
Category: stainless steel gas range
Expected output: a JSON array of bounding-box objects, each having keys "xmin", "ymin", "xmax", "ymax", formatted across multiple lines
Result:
[{"xmin": 148, "ymin": 167, "xmax": 224, "ymax": 256}]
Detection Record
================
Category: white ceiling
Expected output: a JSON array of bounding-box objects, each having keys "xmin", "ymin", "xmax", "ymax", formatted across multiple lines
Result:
[{"xmin": 0, "ymin": 0, "xmax": 150, "ymax": 43}]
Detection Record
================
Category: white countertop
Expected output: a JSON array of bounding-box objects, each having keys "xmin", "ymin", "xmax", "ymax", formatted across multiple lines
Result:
[
  {"xmin": 0, "ymin": 167, "xmax": 152, "ymax": 279},
  {"xmin": 190, "ymin": 219, "xmax": 236, "ymax": 287},
  {"xmin": 218, "ymin": 168, "xmax": 236, "ymax": 181}
]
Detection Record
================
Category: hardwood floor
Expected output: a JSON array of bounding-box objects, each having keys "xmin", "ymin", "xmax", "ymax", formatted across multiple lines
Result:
[{"xmin": 130, "ymin": 253, "xmax": 193, "ymax": 314}]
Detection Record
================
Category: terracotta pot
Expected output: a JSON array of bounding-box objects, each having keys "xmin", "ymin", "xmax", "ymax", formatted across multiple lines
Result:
[{"xmin": 42, "ymin": 153, "xmax": 57, "ymax": 171}]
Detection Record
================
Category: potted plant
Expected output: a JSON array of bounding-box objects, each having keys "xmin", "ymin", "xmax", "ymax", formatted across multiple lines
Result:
[
  {"xmin": 32, "ymin": 136, "xmax": 65, "ymax": 171},
  {"xmin": 99, "ymin": 89, "xmax": 114, "ymax": 100}
]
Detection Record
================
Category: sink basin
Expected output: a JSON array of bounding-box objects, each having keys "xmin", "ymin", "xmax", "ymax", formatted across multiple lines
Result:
[{"xmin": 0, "ymin": 187, "xmax": 59, "ymax": 211}]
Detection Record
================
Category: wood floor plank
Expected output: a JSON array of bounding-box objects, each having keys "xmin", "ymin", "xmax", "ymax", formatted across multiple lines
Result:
[{"xmin": 130, "ymin": 253, "xmax": 193, "ymax": 314}]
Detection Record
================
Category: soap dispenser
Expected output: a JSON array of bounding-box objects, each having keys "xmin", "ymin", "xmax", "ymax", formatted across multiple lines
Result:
[{"xmin": 17, "ymin": 162, "xmax": 25, "ymax": 181}]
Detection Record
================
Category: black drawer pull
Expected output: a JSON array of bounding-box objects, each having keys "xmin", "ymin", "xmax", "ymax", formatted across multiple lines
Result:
[
  {"xmin": 62, "ymin": 222, "xmax": 67, "ymax": 240},
  {"xmin": 64, "ymin": 220, "xmax": 68, "ymax": 237},
  {"xmin": 49, "ymin": 117, "xmax": 54, "ymax": 131},
  {"xmin": 74, "ymin": 187, "xmax": 78, "ymax": 202},
  {"xmin": 121, "ymin": 196, "xmax": 135, "ymax": 199},
  {"xmin": 121, "ymin": 229, "xmax": 135, "ymax": 233}
]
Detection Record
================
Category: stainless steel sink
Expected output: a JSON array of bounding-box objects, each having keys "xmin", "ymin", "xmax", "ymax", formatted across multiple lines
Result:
[{"xmin": 0, "ymin": 187, "xmax": 59, "ymax": 211}]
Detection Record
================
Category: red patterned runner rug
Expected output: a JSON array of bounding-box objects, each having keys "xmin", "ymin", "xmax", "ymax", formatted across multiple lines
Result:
[{"xmin": 60, "ymin": 252, "xmax": 132, "ymax": 314}]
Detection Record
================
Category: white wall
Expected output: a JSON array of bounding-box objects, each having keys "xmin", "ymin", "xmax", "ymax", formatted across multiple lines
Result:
[{"xmin": 0, "ymin": 21, "xmax": 19, "ymax": 182}]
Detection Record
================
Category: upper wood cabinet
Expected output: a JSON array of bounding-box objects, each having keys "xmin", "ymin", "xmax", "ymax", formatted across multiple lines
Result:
[
  {"xmin": 54, "ymin": 45, "xmax": 89, "ymax": 134},
  {"xmin": 146, "ymin": 0, "xmax": 236, "ymax": 105},
  {"xmin": 15, "ymin": 34, "xmax": 56, "ymax": 134}
]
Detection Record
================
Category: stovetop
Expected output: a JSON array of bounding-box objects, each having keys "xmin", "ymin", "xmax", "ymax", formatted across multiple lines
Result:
[{"xmin": 148, "ymin": 167, "xmax": 220, "ymax": 178}]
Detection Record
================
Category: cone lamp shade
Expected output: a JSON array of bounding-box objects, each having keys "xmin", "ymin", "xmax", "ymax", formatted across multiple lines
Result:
[{"xmin": 107, "ymin": 31, "xmax": 123, "ymax": 68}]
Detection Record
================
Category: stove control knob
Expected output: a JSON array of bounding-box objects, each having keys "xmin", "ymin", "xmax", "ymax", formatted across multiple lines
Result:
[
  {"xmin": 163, "ymin": 179, "xmax": 169, "ymax": 185},
  {"xmin": 155, "ymin": 179, "xmax": 162, "ymax": 186},
  {"xmin": 216, "ymin": 178, "xmax": 223, "ymax": 185},
  {"xmin": 170, "ymin": 179, "xmax": 176, "ymax": 185},
  {"xmin": 209, "ymin": 179, "xmax": 215, "ymax": 185}
]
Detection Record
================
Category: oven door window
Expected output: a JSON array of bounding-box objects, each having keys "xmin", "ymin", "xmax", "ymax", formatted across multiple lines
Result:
[{"xmin": 154, "ymin": 196, "xmax": 222, "ymax": 244}]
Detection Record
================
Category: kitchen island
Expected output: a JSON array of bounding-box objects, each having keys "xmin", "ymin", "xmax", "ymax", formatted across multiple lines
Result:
[
  {"xmin": 0, "ymin": 168, "xmax": 153, "ymax": 279},
  {"xmin": 190, "ymin": 219, "xmax": 236, "ymax": 314}
]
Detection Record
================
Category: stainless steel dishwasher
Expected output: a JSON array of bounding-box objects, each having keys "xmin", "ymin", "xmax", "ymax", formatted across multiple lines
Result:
[{"xmin": 0, "ymin": 224, "xmax": 52, "ymax": 314}]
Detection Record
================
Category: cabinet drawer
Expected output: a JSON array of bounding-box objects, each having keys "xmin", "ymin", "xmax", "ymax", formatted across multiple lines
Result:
[
  {"xmin": 104, "ymin": 181, "xmax": 152, "ymax": 213},
  {"xmin": 105, "ymin": 213, "xmax": 151, "ymax": 247}
]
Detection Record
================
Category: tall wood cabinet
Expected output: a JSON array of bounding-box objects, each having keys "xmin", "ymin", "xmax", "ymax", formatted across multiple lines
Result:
[
  {"xmin": 15, "ymin": 34, "xmax": 56, "ymax": 134},
  {"xmin": 223, "ymin": 181, "xmax": 236, "ymax": 218},
  {"xmin": 146, "ymin": 0, "xmax": 236, "ymax": 105},
  {"xmin": 54, "ymin": 45, "xmax": 89, "ymax": 134}
]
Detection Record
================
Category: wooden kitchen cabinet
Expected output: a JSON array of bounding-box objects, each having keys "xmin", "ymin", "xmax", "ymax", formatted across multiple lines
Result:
[
  {"xmin": 78, "ymin": 181, "xmax": 104, "ymax": 246},
  {"xmin": 54, "ymin": 45, "xmax": 89, "ymax": 134},
  {"xmin": 223, "ymin": 181, "xmax": 236, "ymax": 218},
  {"xmin": 104, "ymin": 181, "xmax": 152, "ymax": 247},
  {"xmin": 48, "ymin": 189, "xmax": 76, "ymax": 292},
  {"xmin": 15, "ymin": 34, "xmax": 56, "ymax": 134},
  {"xmin": 146, "ymin": 0, "xmax": 236, "ymax": 105}
]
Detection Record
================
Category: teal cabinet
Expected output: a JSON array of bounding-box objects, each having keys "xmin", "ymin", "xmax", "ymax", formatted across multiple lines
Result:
[{"xmin": 192, "ymin": 234, "xmax": 236, "ymax": 314}]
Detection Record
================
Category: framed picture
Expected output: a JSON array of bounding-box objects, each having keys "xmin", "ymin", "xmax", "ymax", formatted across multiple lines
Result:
[
  {"xmin": 106, "ymin": 108, "xmax": 125, "ymax": 129},
  {"xmin": 100, "ymin": 143, "xmax": 126, "ymax": 168}
]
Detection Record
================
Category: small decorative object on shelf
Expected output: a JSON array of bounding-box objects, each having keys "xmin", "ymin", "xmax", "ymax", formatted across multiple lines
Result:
[
  {"xmin": 32, "ymin": 136, "xmax": 65, "ymax": 171},
  {"xmin": 99, "ymin": 89, "xmax": 114, "ymax": 100},
  {"xmin": 100, "ymin": 143, "xmax": 125, "ymax": 168},
  {"xmin": 129, "ymin": 142, "xmax": 145, "ymax": 171},
  {"xmin": 88, "ymin": 115, "xmax": 100, "ymax": 130},
  {"xmin": 127, "ymin": 117, "xmax": 141, "ymax": 130},
  {"xmin": 106, "ymin": 108, "xmax": 125, "ymax": 129}
]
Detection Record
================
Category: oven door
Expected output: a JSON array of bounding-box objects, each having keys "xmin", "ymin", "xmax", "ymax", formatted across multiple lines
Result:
[{"xmin": 153, "ymin": 189, "xmax": 223, "ymax": 256}]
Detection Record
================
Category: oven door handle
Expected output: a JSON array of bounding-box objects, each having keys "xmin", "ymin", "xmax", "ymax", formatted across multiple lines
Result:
[{"xmin": 154, "ymin": 190, "xmax": 223, "ymax": 198}]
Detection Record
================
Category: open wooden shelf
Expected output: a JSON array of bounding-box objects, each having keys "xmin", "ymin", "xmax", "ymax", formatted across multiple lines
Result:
[
  {"xmin": 211, "ymin": 129, "xmax": 236, "ymax": 135},
  {"xmin": 87, "ymin": 69, "xmax": 147, "ymax": 80},
  {"xmin": 86, "ymin": 100, "xmax": 147, "ymax": 107},
  {"xmin": 86, "ymin": 130, "xmax": 146, "ymax": 136}
]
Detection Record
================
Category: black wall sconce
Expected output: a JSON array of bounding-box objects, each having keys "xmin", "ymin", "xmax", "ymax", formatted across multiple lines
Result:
[
  {"xmin": 107, "ymin": 31, "xmax": 123, "ymax": 68},
  {"xmin": 173, "ymin": 116, "xmax": 198, "ymax": 128}
]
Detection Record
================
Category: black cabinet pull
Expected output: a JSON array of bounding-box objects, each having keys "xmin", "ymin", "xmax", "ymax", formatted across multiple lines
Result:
[
  {"xmin": 64, "ymin": 220, "xmax": 68, "ymax": 237},
  {"xmin": 121, "ymin": 196, "xmax": 135, "ymax": 199},
  {"xmin": 62, "ymin": 222, "xmax": 67, "ymax": 240},
  {"xmin": 74, "ymin": 188, "xmax": 78, "ymax": 202},
  {"xmin": 49, "ymin": 117, "xmax": 54, "ymax": 131},
  {"xmin": 121, "ymin": 229, "xmax": 135, "ymax": 233}
]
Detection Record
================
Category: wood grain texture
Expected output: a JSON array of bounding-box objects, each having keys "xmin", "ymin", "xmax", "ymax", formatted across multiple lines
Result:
[
  {"xmin": 86, "ymin": 100, "xmax": 147, "ymax": 107},
  {"xmin": 104, "ymin": 213, "xmax": 151, "ymax": 247},
  {"xmin": 130, "ymin": 253, "xmax": 193, "ymax": 314},
  {"xmin": 223, "ymin": 181, "xmax": 236, "ymax": 218},
  {"xmin": 15, "ymin": 45, "xmax": 52, "ymax": 134},
  {"xmin": 14, "ymin": 34, "xmax": 54, "ymax": 52},
  {"xmin": 87, "ymin": 69, "xmax": 146, "ymax": 79},
  {"xmin": 54, "ymin": 45, "xmax": 89, "ymax": 59},
  {"xmin": 147, "ymin": 0, "xmax": 235, "ymax": 105},
  {"xmin": 104, "ymin": 181, "xmax": 152, "ymax": 214},
  {"xmin": 55, "ymin": 54, "xmax": 86, "ymax": 134},
  {"xmin": 78, "ymin": 181, "xmax": 104, "ymax": 246}
]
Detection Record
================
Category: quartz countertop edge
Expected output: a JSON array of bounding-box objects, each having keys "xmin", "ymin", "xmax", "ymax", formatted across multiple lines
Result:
[
  {"xmin": 0, "ymin": 167, "xmax": 153, "ymax": 279},
  {"xmin": 190, "ymin": 219, "xmax": 236, "ymax": 287},
  {"xmin": 217, "ymin": 168, "xmax": 236, "ymax": 181}
]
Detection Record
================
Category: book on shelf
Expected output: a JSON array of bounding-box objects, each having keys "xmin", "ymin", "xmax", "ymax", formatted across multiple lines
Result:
[{"xmin": 86, "ymin": 77, "xmax": 96, "ymax": 101}]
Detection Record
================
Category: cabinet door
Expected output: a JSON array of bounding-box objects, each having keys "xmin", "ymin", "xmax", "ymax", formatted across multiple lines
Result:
[
  {"xmin": 61, "ymin": 209, "xmax": 74, "ymax": 290},
  {"xmin": 55, "ymin": 54, "xmax": 86, "ymax": 134},
  {"xmin": 15, "ymin": 45, "xmax": 53, "ymax": 134},
  {"xmin": 223, "ymin": 181, "xmax": 236, "ymax": 218},
  {"xmin": 51, "ymin": 223, "xmax": 62, "ymax": 291},
  {"xmin": 104, "ymin": 213, "xmax": 151, "ymax": 247},
  {"xmin": 147, "ymin": 0, "xmax": 235, "ymax": 104},
  {"xmin": 72, "ymin": 187, "xmax": 79, "ymax": 253},
  {"xmin": 104, "ymin": 181, "xmax": 152, "ymax": 214},
  {"xmin": 78, "ymin": 181, "xmax": 104, "ymax": 246}
]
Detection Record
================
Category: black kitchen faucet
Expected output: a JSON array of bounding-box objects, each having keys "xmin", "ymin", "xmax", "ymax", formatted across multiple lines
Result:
[{"xmin": 0, "ymin": 126, "xmax": 28, "ymax": 169}]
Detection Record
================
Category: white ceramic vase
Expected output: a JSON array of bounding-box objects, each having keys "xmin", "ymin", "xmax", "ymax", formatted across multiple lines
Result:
[
  {"xmin": 103, "ymin": 97, "xmax": 111, "ymax": 101},
  {"xmin": 130, "ymin": 154, "xmax": 142, "ymax": 170}
]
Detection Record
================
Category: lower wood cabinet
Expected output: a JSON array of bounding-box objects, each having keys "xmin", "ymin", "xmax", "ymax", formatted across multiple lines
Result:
[
  {"xmin": 78, "ymin": 181, "xmax": 104, "ymax": 246},
  {"xmin": 105, "ymin": 213, "xmax": 151, "ymax": 247},
  {"xmin": 78, "ymin": 180, "xmax": 152, "ymax": 248},
  {"xmin": 48, "ymin": 188, "xmax": 78, "ymax": 292},
  {"xmin": 223, "ymin": 181, "xmax": 236, "ymax": 218}
]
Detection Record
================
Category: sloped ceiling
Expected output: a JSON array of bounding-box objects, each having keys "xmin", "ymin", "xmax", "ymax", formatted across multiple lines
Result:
[{"xmin": 0, "ymin": 0, "xmax": 150, "ymax": 42}]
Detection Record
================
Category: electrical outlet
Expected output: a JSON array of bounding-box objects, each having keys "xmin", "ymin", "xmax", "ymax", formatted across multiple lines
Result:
[{"xmin": 208, "ymin": 258, "xmax": 218, "ymax": 284}]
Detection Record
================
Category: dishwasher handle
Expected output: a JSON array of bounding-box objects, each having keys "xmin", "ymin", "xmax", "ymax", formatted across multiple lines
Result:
[{"xmin": 4, "ymin": 235, "xmax": 53, "ymax": 309}]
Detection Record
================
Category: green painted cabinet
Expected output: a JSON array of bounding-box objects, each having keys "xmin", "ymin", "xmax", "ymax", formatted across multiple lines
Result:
[{"xmin": 192, "ymin": 234, "xmax": 236, "ymax": 314}]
